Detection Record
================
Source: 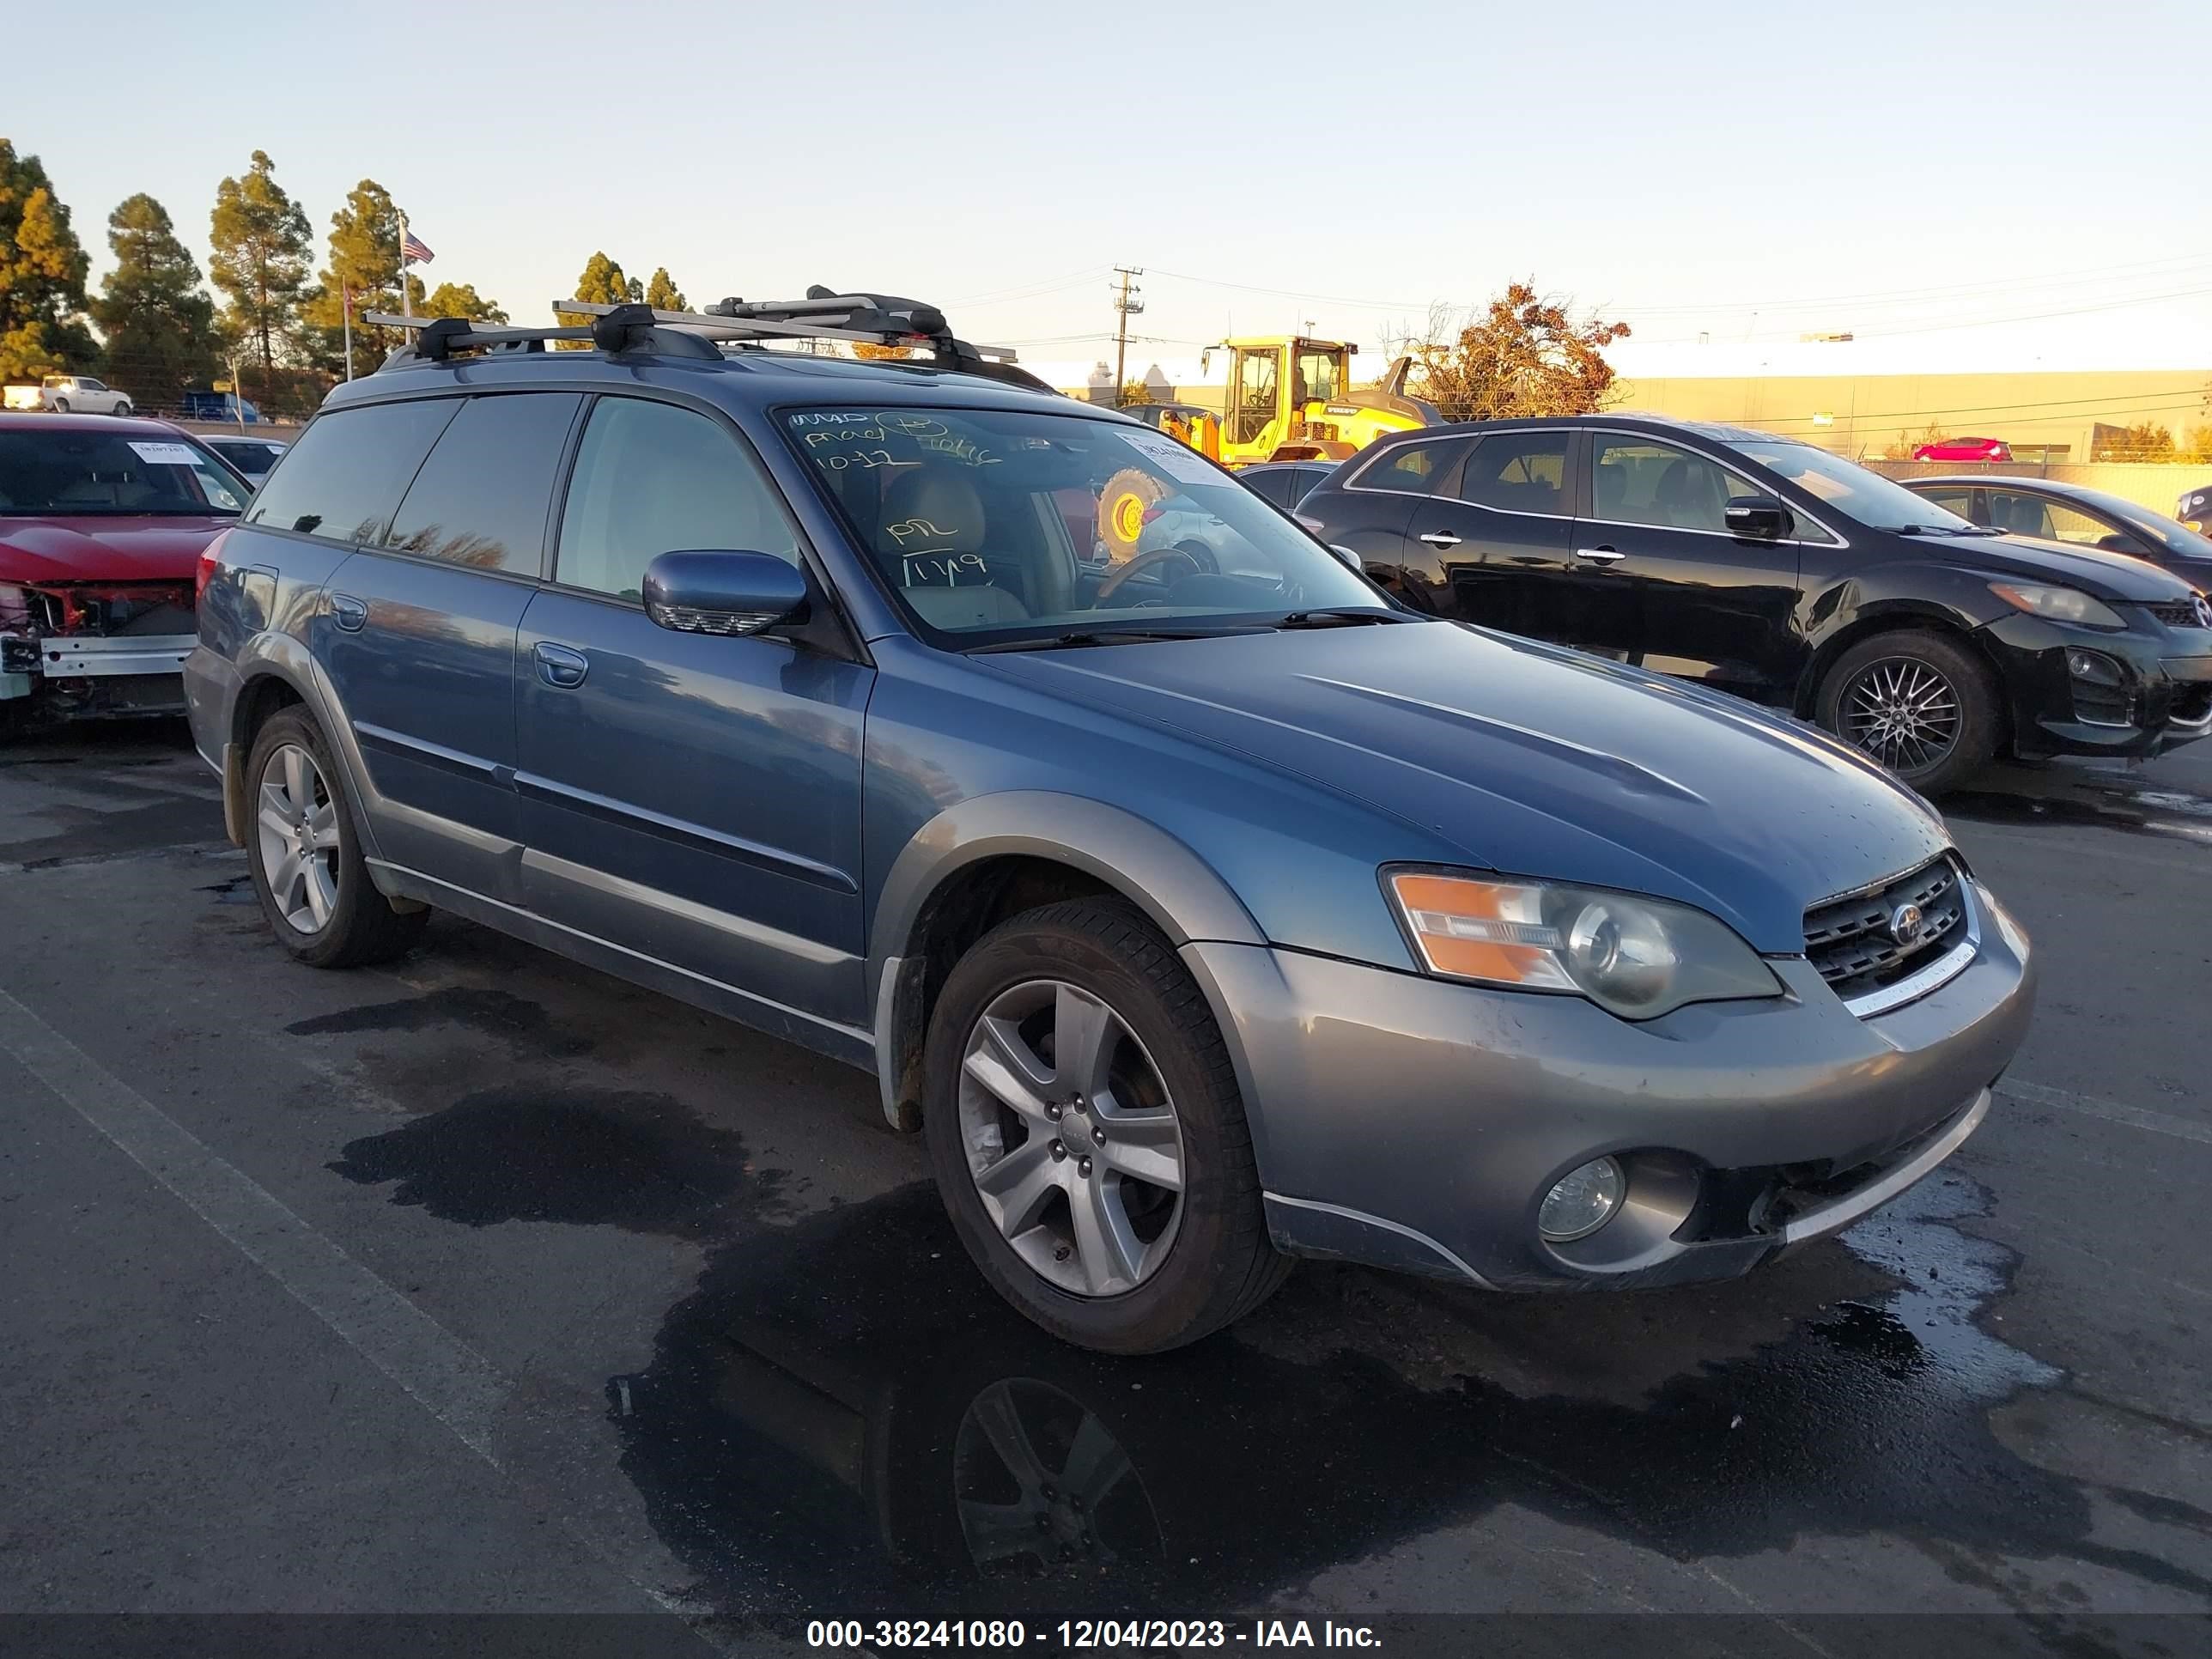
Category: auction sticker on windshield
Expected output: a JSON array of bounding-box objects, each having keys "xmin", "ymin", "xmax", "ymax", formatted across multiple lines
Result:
[
  {"xmin": 1117, "ymin": 427, "xmax": 1224, "ymax": 487},
  {"xmin": 127, "ymin": 441, "xmax": 203, "ymax": 466}
]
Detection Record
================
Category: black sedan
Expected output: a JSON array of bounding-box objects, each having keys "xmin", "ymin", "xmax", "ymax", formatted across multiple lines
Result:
[
  {"xmin": 1301, "ymin": 415, "xmax": 2212, "ymax": 792},
  {"xmin": 1902, "ymin": 473, "xmax": 2212, "ymax": 591}
]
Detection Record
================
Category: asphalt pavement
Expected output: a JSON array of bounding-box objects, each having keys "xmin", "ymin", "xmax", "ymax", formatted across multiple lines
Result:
[{"xmin": 2, "ymin": 723, "xmax": 2209, "ymax": 1657}]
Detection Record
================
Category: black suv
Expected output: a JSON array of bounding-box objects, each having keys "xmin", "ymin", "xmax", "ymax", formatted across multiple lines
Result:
[{"xmin": 1301, "ymin": 415, "xmax": 2212, "ymax": 792}]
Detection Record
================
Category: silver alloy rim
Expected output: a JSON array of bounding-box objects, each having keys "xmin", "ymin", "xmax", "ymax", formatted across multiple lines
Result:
[
  {"xmin": 1843, "ymin": 657, "xmax": 1961, "ymax": 775},
  {"xmin": 255, "ymin": 742, "xmax": 341, "ymax": 934},
  {"xmin": 953, "ymin": 1378, "xmax": 1154, "ymax": 1573},
  {"xmin": 957, "ymin": 978, "xmax": 1186, "ymax": 1297}
]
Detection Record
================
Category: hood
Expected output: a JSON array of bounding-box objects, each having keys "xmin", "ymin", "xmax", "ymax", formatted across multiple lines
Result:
[
  {"xmin": 0, "ymin": 515, "xmax": 229, "ymax": 584},
  {"xmin": 984, "ymin": 623, "xmax": 1951, "ymax": 954},
  {"xmin": 1933, "ymin": 530, "xmax": 2197, "ymax": 601}
]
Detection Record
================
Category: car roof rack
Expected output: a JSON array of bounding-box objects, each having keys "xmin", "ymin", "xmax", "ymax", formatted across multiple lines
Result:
[
  {"xmin": 364, "ymin": 304, "xmax": 721, "ymax": 366},
  {"xmin": 368, "ymin": 286, "xmax": 1057, "ymax": 394}
]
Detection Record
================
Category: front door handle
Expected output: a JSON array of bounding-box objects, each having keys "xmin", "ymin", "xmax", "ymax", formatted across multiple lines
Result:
[
  {"xmin": 329, "ymin": 593, "xmax": 367, "ymax": 632},
  {"xmin": 533, "ymin": 641, "xmax": 589, "ymax": 689},
  {"xmin": 1573, "ymin": 546, "xmax": 1626, "ymax": 564},
  {"xmin": 1418, "ymin": 530, "xmax": 1463, "ymax": 548}
]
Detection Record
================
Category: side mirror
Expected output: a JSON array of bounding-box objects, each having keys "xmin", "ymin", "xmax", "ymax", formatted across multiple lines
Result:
[
  {"xmin": 1329, "ymin": 544, "xmax": 1361, "ymax": 570},
  {"xmin": 1724, "ymin": 494, "xmax": 1793, "ymax": 541},
  {"xmin": 641, "ymin": 550, "xmax": 809, "ymax": 636}
]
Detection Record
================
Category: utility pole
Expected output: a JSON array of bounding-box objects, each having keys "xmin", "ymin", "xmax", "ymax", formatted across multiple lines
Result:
[{"xmin": 1111, "ymin": 267, "xmax": 1144, "ymax": 406}]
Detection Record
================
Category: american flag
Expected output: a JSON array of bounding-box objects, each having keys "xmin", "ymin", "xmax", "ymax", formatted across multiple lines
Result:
[{"xmin": 401, "ymin": 230, "xmax": 434, "ymax": 266}]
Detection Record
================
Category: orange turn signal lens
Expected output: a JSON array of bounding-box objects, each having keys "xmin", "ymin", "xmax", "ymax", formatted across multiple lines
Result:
[{"xmin": 1386, "ymin": 873, "xmax": 1576, "ymax": 990}]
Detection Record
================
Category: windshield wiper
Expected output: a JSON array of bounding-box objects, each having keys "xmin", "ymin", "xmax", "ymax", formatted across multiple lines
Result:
[
  {"xmin": 1894, "ymin": 523, "xmax": 1982, "ymax": 537},
  {"xmin": 967, "ymin": 628, "xmax": 1221, "ymax": 654},
  {"xmin": 1273, "ymin": 608, "xmax": 1403, "ymax": 629}
]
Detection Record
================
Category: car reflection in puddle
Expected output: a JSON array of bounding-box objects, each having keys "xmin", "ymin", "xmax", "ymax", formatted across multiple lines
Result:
[
  {"xmin": 1946, "ymin": 763, "xmax": 2212, "ymax": 845},
  {"xmin": 593, "ymin": 1168, "xmax": 2136, "ymax": 1628}
]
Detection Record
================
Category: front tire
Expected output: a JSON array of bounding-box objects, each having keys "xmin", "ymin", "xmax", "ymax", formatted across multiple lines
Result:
[
  {"xmin": 112, "ymin": 400, "xmax": 131, "ymax": 417},
  {"xmin": 1817, "ymin": 629, "xmax": 2001, "ymax": 795},
  {"xmin": 245, "ymin": 709, "xmax": 427, "ymax": 968},
  {"xmin": 923, "ymin": 898, "xmax": 1288, "ymax": 1354}
]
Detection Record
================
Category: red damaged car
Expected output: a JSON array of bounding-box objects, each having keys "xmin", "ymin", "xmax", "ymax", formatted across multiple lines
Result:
[{"xmin": 0, "ymin": 412, "xmax": 249, "ymax": 731}]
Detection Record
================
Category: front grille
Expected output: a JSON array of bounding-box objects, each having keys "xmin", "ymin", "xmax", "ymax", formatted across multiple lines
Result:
[
  {"xmin": 1803, "ymin": 857, "xmax": 1967, "ymax": 1003},
  {"xmin": 2143, "ymin": 599, "xmax": 2208, "ymax": 629}
]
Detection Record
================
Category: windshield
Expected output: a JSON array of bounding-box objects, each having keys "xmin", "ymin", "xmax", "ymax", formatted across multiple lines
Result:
[
  {"xmin": 0, "ymin": 428, "xmax": 247, "ymax": 516},
  {"xmin": 2062, "ymin": 485, "xmax": 2212, "ymax": 562},
  {"xmin": 784, "ymin": 404, "xmax": 1387, "ymax": 642},
  {"xmin": 1735, "ymin": 441, "xmax": 1976, "ymax": 532}
]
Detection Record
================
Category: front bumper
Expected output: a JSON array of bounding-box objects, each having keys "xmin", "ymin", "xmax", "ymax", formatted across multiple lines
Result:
[
  {"xmin": 1182, "ymin": 877, "xmax": 2034, "ymax": 1291},
  {"xmin": 0, "ymin": 630, "xmax": 194, "ymax": 718},
  {"xmin": 1982, "ymin": 613, "xmax": 2212, "ymax": 759}
]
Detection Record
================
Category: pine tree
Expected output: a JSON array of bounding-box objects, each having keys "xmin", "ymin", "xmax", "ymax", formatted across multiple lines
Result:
[
  {"xmin": 92, "ymin": 194, "xmax": 223, "ymax": 409},
  {"xmin": 208, "ymin": 150, "xmax": 311, "ymax": 374},
  {"xmin": 298, "ymin": 179, "xmax": 409, "ymax": 373},
  {"xmin": 0, "ymin": 137, "xmax": 96, "ymax": 380},
  {"xmin": 644, "ymin": 267, "xmax": 686, "ymax": 313},
  {"xmin": 419, "ymin": 283, "xmax": 507, "ymax": 325},
  {"xmin": 556, "ymin": 251, "xmax": 631, "ymax": 348}
]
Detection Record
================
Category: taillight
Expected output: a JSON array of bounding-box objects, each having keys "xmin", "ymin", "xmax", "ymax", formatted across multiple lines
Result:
[{"xmin": 195, "ymin": 529, "xmax": 230, "ymax": 603}]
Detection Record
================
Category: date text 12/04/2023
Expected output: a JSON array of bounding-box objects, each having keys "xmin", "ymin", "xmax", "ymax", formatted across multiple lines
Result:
[{"xmin": 805, "ymin": 1619, "xmax": 1383, "ymax": 1650}]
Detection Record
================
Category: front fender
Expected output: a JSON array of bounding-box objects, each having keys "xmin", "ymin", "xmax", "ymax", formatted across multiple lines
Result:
[{"xmin": 866, "ymin": 790, "xmax": 1267, "ymax": 1130}]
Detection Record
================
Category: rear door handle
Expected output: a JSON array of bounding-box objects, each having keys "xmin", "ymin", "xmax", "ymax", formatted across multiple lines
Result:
[
  {"xmin": 330, "ymin": 593, "xmax": 367, "ymax": 631},
  {"xmin": 1573, "ymin": 546, "xmax": 1626, "ymax": 564},
  {"xmin": 533, "ymin": 641, "xmax": 589, "ymax": 689},
  {"xmin": 1418, "ymin": 530, "xmax": 1462, "ymax": 548}
]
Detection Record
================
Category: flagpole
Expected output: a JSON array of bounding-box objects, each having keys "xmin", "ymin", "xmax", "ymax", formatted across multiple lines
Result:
[
  {"xmin": 343, "ymin": 286, "xmax": 355, "ymax": 381},
  {"xmin": 398, "ymin": 208, "xmax": 413, "ymax": 321}
]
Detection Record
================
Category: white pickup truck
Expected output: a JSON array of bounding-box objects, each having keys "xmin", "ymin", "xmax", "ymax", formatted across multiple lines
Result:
[{"xmin": 1, "ymin": 374, "xmax": 134, "ymax": 416}]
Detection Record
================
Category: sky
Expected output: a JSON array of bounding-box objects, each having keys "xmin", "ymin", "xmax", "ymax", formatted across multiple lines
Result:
[{"xmin": 12, "ymin": 0, "xmax": 2212, "ymax": 391}]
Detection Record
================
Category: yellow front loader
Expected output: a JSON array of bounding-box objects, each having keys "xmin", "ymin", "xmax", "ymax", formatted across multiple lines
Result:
[{"xmin": 1211, "ymin": 337, "xmax": 1438, "ymax": 467}]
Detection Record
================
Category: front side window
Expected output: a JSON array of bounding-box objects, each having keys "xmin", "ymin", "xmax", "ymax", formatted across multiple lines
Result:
[
  {"xmin": 1986, "ymin": 489, "xmax": 2130, "ymax": 550},
  {"xmin": 1590, "ymin": 438, "xmax": 1751, "ymax": 533},
  {"xmin": 246, "ymin": 399, "xmax": 459, "ymax": 544},
  {"xmin": 0, "ymin": 428, "xmax": 247, "ymax": 516},
  {"xmin": 785, "ymin": 404, "xmax": 1385, "ymax": 641},
  {"xmin": 78, "ymin": 378, "xmax": 107, "ymax": 392},
  {"xmin": 386, "ymin": 393, "xmax": 580, "ymax": 575},
  {"xmin": 1458, "ymin": 431, "xmax": 1568, "ymax": 514},
  {"xmin": 556, "ymin": 397, "xmax": 801, "ymax": 600},
  {"xmin": 1735, "ymin": 440, "xmax": 1975, "ymax": 533}
]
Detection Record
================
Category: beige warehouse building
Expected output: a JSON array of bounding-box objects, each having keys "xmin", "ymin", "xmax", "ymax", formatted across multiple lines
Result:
[{"xmin": 1611, "ymin": 368, "xmax": 2209, "ymax": 463}]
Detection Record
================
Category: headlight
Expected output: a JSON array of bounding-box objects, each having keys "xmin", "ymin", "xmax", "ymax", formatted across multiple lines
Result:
[
  {"xmin": 1989, "ymin": 581, "xmax": 2124, "ymax": 629},
  {"xmin": 1383, "ymin": 869, "xmax": 1782, "ymax": 1019}
]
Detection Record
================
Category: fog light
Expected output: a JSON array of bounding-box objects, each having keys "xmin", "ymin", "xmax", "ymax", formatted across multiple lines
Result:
[
  {"xmin": 2065, "ymin": 649, "xmax": 2122, "ymax": 685},
  {"xmin": 1540, "ymin": 1156, "xmax": 1625, "ymax": 1242}
]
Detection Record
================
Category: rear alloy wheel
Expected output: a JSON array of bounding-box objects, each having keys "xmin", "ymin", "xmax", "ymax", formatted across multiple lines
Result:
[
  {"xmin": 245, "ymin": 708, "xmax": 427, "ymax": 968},
  {"xmin": 51, "ymin": 398, "xmax": 68, "ymax": 413},
  {"xmin": 1818, "ymin": 630, "xmax": 2000, "ymax": 794},
  {"xmin": 925, "ymin": 898, "xmax": 1288, "ymax": 1353}
]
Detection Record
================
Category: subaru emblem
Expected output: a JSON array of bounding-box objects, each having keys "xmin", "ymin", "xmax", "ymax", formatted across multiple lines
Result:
[{"xmin": 1889, "ymin": 902, "xmax": 1926, "ymax": 946}]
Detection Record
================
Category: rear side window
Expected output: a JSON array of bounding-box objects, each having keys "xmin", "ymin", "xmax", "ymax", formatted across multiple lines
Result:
[
  {"xmin": 1354, "ymin": 440, "xmax": 1461, "ymax": 494},
  {"xmin": 555, "ymin": 397, "xmax": 801, "ymax": 601},
  {"xmin": 1242, "ymin": 468, "xmax": 1298, "ymax": 507},
  {"xmin": 1459, "ymin": 432, "xmax": 1568, "ymax": 514},
  {"xmin": 245, "ymin": 399, "xmax": 457, "ymax": 544},
  {"xmin": 386, "ymin": 393, "xmax": 581, "ymax": 575}
]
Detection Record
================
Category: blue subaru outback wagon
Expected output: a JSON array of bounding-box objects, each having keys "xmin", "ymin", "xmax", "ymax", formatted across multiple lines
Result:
[{"xmin": 186, "ymin": 295, "xmax": 2035, "ymax": 1352}]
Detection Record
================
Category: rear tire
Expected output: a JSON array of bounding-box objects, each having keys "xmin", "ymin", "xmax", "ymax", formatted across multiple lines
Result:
[
  {"xmin": 51, "ymin": 398, "xmax": 68, "ymax": 413},
  {"xmin": 244, "ymin": 708, "xmax": 427, "ymax": 969},
  {"xmin": 1817, "ymin": 629, "xmax": 2001, "ymax": 795},
  {"xmin": 923, "ymin": 898, "xmax": 1289, "ymax": 1354}
]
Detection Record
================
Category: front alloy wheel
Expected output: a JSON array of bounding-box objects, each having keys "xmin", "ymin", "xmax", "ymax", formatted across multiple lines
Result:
[
  {"xmin": 958, "ymin": 978, "xmax": 1186, "ymax": 1298},
  {"xmin": 1841, "ymin": 657, "xmax": 1961, "ymax": 776},
  {"xmin": 257, "ymin": 741, "xmax": 340, "ymax": 933}
]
